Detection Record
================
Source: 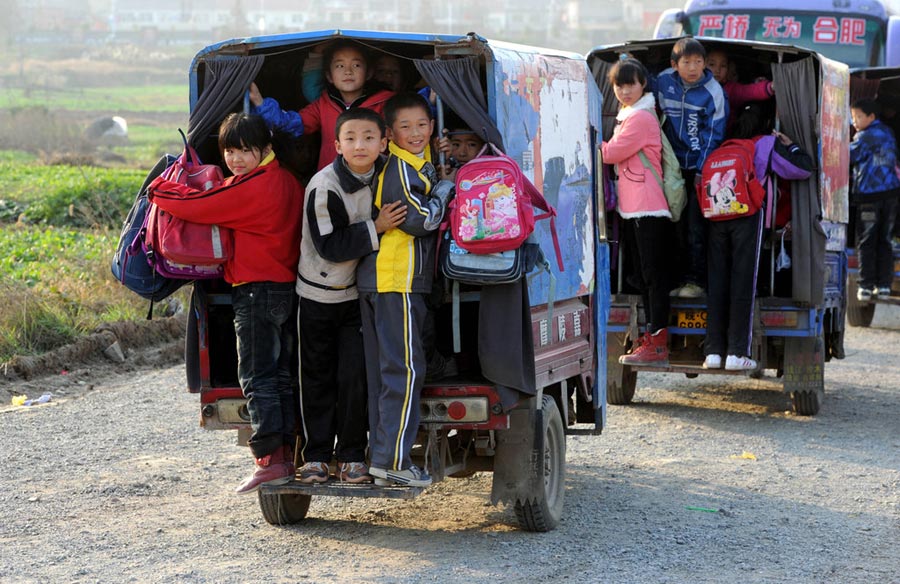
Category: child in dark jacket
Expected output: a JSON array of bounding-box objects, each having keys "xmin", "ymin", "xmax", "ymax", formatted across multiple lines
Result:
[
  {"xmin": 703, "ymin": 107, "xmax": 813, "ymax": 371},
  {"xmin": 357, "ymin": 93, "xmax": 454, "ymax": 488},
  {"xmin": 850, "ymin": 98, "xmax": 900, "ymax": 300},
  {"xmin": 294, "ymin": 108, "xmax": 406, "ymax": 486},
  {"xmin": 250, "ymin": 40, "xmax": 394, "ymax": 171},
  {"xmin": 147, "ymin": 113, "xmax": 304, "ymax": 494},
  {"xmin": 656, "ymin": 37, "xmax": 729, "ymax": 299}
]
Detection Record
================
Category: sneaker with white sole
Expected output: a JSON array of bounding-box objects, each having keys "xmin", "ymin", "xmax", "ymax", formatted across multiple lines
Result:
[
  {"xmin": 338, "ymin": 461, "xmax": 373, "ymax": 484},
  {"xmin": 876, "ymin": 287, "xmax": 892, "ymax": 297},
  {"xmin": 857, "ymin": 287, "xmax": 873, "ymax": 302},
  {"xmin": 297, "ymin": 461, "xmax": 329, "ymax": 484},
  {"xmin": 703, "ymin": 354, "xmax": 722, "ymax": 369},
  {"xmin": 370, "ymin": 465, "xmax": 432, "ymax": 487},
  {"xmin": 725, "ymin": 354, "xmax": 757, "ymax": 371}
]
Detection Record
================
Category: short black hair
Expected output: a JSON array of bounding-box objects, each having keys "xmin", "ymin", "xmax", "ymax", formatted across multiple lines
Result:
[
  {"xmin": 335, "ymin": 107, "xmax": 386, "ymax": 138},
  {"xmin": 671, "ymin": 37, "xmax": 706, "ymax": 62},
  {"xmin": 218, "ymin": 113, "xmax": 271, "ymax": 153},
  {"xmin": 608, "ymin": 57, "xmax": 648, "ymax": 88},
  {"xmin": 323, "ymin": 40, "xmax": 369, "ymax": 71},
  {"xmin": 383, "ymin": 92, "xmax": 432, "ymax": 127},
  {"xmin": 851, "ymin": 98, "xmax": 881, "ymax": 118}
]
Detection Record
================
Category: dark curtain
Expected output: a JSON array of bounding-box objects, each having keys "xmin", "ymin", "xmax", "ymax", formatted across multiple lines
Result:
[
  {"xmin": 413, "ymin": 56, "xmax": 505, "ymax": 150},
  {"xmin": 187, "ymin": 56, "xmax": 266, "ymax": 148},
  {"xmin": 772, "ymin": 56, "xmax": 826, "ymax": 304},
  {"xmin": 478, "ymin": 280, "xmax": 537, "ymax": 406},
  {"xmin": 590, "ymin": 58, "xmax": 618, "ymax": 141}
]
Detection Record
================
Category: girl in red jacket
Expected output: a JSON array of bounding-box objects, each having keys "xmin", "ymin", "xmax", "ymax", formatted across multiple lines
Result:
[
  {"xmin": 602, "ymin": 57, "xmax": 673, "ymax": 366},
  {"xmin": 249, "ymin": 40, "xmax": 394, "ymax": 171},
  {"xmin": 148, "ymin": 113, "xmax": 304, "ymax": 494}
]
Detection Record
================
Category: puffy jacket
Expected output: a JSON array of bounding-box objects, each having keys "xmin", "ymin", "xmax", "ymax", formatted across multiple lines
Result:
[
  {"xmin": 656, "ymin": 68, "xmax": 728, "ymax": 171},
  {"xmin": 253, "ymin": 85, "xmax": 394, "ymax": 171},
  {"xmin": 849, "ymin": 119, "xmax": 900, "ymax": 201},
  {"xmin": 753, "ymin": 135, "xmax": 814, "ymax": 228},
  {"xmin": 357, "ymin": 142, "xmax": 453, "ymax": 294},
  {"xmin": 600, "ymin": 93, "xmax": 670, "ymax": 219},
  {"xmin": 147, "ymin": 155, "xmax": 303, "ymax": 284}
]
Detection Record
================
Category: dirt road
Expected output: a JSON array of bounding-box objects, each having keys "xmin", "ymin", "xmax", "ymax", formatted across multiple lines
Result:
[{"xmin": 1, "ymin": 308, "xmax": 898, "ymax": 584}]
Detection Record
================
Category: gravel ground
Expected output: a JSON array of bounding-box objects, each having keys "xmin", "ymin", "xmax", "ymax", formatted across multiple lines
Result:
[{"xmin": 1, "ymin": 307, "xmax": 898, "ymax": 584}]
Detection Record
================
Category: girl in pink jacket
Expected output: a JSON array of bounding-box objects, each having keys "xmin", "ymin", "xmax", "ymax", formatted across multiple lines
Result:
[{"xmin": 602, "ymin": 57, "xmax": 673, "ymax": 366}]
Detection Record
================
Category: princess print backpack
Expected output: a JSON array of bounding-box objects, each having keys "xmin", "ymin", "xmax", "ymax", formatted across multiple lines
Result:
[
  {"xmin": 699, "ymin": 139, "xmax": 766, "ymax": 221},
  {"xmin": 449, "ymin": 143, "xmax": 563, "ymax": 270}
]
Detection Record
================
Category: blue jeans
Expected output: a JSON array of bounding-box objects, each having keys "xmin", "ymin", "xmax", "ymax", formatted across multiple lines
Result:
[{"xmin": 232, "ymin": 282, "xmax": 298, "ymax": 459}]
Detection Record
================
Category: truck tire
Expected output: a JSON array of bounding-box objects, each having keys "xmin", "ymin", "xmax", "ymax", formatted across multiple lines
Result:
[
  {"xmin": 847, "ymin": 276, "xmax": 875, "ymax": 327},
  {"xmin": 791, "ymin": 389, "xmax": 822, "ymax": 416},
  {"xmin": 258, "ymin": 490, "xmax": 311, "ymax": 525},
  {"xmin": 514, "ymin": 395, "xmax": 565, "ymax": 532},
  {"xmin": 607, "ymin": 366, "xmax": 636, "ymax": 405}
]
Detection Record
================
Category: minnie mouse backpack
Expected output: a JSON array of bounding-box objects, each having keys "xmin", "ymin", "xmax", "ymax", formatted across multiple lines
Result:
[{"xmin": 699, "ymin": 139, "xmax": 766, "ymax": 221}]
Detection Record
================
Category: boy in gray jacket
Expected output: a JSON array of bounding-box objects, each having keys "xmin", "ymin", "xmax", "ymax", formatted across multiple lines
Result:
[{"xmin": 295, "ymin": 108, "xmax": 406, "ymax": 484}]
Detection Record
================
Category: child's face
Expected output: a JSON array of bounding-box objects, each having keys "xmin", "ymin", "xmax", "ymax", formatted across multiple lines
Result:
[
  {"xmin": 326, "ymin": 47, "xmax": 369, "ymax": 97},
  {"xmin": 223, "ymin": 143, "xmax": 269, "ymax": 176},
  {"xmin": 706, "ymin": 51, "xmax": 729, "ymax": 84},
  {"xmin": 450, "ymin": 132, "xmax": 485, "ymax": 164},
  {"xmin": 613, "ymin": 76, "xmax": 646, "ymax": 108},
  {"xmin": 672, "ymin": 53, "xmax": 706, "ymax": 85},
  {"xmin": 388, "ymin": 106, "xmax": 434, "ymax": 155},
  {"xmin": 374, "ymin": 55, "xmax": 405, "ymax": 92},
  {"xmin": 851, "ymin": 108, "xmax": 876, "ymax": 132},
  {"xmin": 334, "ymin": 119, "xmax": 387, "ymax": 174}
]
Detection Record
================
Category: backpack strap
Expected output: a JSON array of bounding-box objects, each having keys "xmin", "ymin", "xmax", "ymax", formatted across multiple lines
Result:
[
  {"xmin": 638, "ymin": 149, "xmax": 664, "ymax": 191},
  {"xmin": 527, "ymin": 253, "xmax": 557, "ymax": 330},
  {"xmin": 523, "ymin": 178, "xmax": 564, "ymax": 272}
]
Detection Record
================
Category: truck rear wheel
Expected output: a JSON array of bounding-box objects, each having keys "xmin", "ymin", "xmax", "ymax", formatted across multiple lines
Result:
[
  {"xmin": 608, "ymin": 333, "xmax": 636, "ymax": 405},
  {"xmin": 258, "ymin": 490, "xmax": 311, "ymax": 525},
  {"xmin": 784, "ymin": 335, "xmax": 825, "ymax": 416},
  {"xmin": 847, "ymin": 276, "xmax": 875, "ymax": 327},
  {"xmin": 791, "ymin": 389, "xmax": 822, "ymax": 416},
  {"xmin": 514, "ymin": 395, "xmax": 565, "ymax": 532}
]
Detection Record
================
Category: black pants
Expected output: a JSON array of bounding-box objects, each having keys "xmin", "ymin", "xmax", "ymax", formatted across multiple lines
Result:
[
  {"xmin": 232, "ymin": 282, "xmax": 298, "ymax": 459},
  {"xmin": 856, "ymin": 198, "xmax": 898, "ymax": 289},
  {"xmin": 705, "ymin": 213, "xmax": 763, "ymax": 357},
  {"xmin": 675, "ymin": 169, "xmax": 708, "ymax": 288},
  {"xmin": 630, "ymin": 216, "xmax": 673, "ymax": 333},
  {"xmin": 297, "ymin": 297, "xmax": 368, "ymax": 464}
]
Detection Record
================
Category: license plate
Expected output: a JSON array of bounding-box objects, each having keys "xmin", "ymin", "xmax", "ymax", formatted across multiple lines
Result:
[{"xmin": 677, "ymin": 309, "xmax": 708, "ymax": 329}]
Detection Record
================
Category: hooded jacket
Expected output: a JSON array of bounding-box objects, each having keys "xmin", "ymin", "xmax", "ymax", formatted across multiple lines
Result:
[
  {"xmin": 656, "ymin": 68, "xmax": 728, "ymax": 171},
  {"xmin": 147, "ymin": 155, "xmax": 303, "ymax": 284},
  {"xmin": 601, "ymin": 93, "xmax": 670, "ymax": 219}
]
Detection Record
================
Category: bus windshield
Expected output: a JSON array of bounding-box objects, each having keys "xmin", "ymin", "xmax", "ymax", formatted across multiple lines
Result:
[{"xmin": 685, "ymin": 12, "xmax": 885, "ymax": 67}]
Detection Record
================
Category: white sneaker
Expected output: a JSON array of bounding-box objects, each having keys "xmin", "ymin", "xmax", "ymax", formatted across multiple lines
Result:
[
  {"xmin": 725, "ymin": 355, "xmax": 757, "ymax": 371},
  {"xmin": 876, "ymin": 287, "xmax": 891, "ymax": 297},
  {"xmin": 702, "ymin": 354, "xmax": 722, "ymax": 369},
  {"xmin": 669, "ymin": 285, "xmax": 685, "ymax": 297},
  {"xmin": 370, "ymin": 465, "xmax": 432, "ymax": 487},
  {"xmin": 678, "ymin": 283, "xmax": 705, "ymax": 298}
]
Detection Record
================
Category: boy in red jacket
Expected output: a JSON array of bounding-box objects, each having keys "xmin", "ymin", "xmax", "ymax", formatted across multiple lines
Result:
[
  {"xmin": 148, "ymin": 113, "xmax": 304, "ymax": 494},
  {"xmin": 249, "ymin": 40, "xmax": 394, "ymax": 171}
]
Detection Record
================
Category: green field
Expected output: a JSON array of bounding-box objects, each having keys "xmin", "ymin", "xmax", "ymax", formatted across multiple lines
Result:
[{"xmin": 1, "ymin": 85, "xmax": 189, "ymax": 114}]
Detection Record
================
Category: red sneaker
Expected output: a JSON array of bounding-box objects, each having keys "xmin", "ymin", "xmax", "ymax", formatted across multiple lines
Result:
[
  {"xmin": 620, "ymin": 329, "xmax": 669, "ymax": 366},
  {"xmin": 235, "ymin": 445, "xmax": 294, "ymax": 495}
]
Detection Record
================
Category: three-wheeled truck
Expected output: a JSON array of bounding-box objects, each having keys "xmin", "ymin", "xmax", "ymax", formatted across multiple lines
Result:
[
  {"xmin": 845, "ymin": 66, "xmax": 900, "ymax": 327},
  {"xmin": 180, "ymin": 30, "xmax": 609, "ymax": 531},
  {"xmin": 588, "ymin": 38, "xmax": 850, "ymax": 416}
]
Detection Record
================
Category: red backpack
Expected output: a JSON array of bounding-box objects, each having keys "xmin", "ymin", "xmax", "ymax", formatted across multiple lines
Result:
[
  {"xmin": 449, "ymin": 143, "xmax": 563, "ymax": 270},
  {"xmin": 699, "ymin": 139, "xmax": 765, "ymax": 221}
]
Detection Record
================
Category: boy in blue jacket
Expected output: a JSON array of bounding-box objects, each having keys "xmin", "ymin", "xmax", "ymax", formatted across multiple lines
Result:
[
  {"xmin": 656, "ymin": 37, "xmax": 728, "ymax": 298},
  {"xmin": 850, "ymin": 98, "xmax": 900, "ymax": 300}
]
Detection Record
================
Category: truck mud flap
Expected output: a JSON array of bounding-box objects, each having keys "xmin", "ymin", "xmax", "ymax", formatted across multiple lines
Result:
[{"xmin": 490, "ymin": 404, "xmax": 543, "ymax": 506}]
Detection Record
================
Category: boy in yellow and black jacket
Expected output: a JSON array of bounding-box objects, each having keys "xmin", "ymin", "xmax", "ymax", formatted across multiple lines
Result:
[{"xmin": 357, "ymin": 93, "xmax": 454, "ymax": 488}]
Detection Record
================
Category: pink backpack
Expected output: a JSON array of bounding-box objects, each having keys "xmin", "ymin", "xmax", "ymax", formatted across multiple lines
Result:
[
  {"xmin": 449, "ymin": 143, "xmax": 563, "ymax": 270},
  {"xmin": 143, "ymin": 131, "xmax": 230, "ymax": 279}
]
